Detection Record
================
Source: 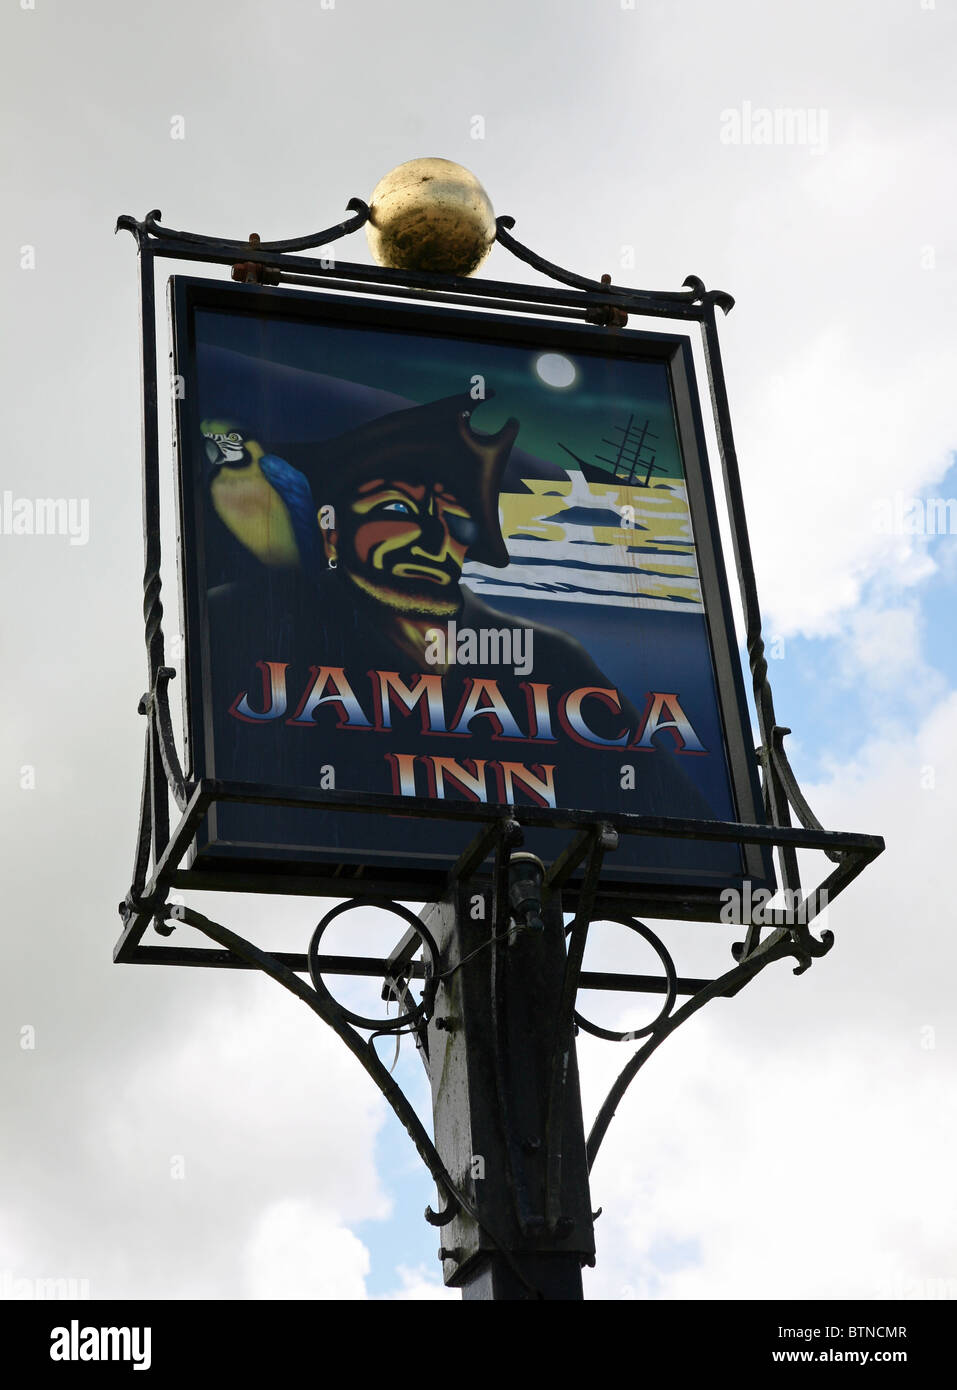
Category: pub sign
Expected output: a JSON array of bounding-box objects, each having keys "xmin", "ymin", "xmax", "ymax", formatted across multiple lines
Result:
[{"xmin": 171, "ymin": 279, "xmax": 772, "ymax": 905}]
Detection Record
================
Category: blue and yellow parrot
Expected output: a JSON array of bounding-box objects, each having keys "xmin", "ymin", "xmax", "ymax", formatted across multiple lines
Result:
[{"xmin": 200, "ymin": 419, "xmax": 323, "ymax": 588}]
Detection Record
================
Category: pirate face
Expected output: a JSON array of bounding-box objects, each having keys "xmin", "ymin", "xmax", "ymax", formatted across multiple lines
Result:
[
  {"xmin": 306, "ymin": 395, "xmax": 519, "ymax": 578},
  {"xmin": 333, "ymin": 476, "xmax": 478, "ymax": 615}
]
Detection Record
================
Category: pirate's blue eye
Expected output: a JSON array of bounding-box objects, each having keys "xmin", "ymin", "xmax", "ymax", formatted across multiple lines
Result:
[{"xmin": 382, "ymin": 500, "xmax": 414, "ymax": 515}]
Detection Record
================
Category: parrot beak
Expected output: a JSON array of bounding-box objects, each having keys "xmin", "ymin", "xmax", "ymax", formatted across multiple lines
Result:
[{"xmin": 204, "ymin": 438, "xmax": 225, "ymax": 472}]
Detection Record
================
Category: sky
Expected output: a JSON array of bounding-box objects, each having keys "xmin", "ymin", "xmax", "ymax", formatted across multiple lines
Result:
[{"xmin": 1, "ymin": 0, "xmax": 955, "ymax": 1302}]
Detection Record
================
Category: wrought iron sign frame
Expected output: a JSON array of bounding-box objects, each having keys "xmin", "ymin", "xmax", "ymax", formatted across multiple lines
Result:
[{"xmin": 114, "ymin": 199, "xmax": 884, "ymax": 1284}]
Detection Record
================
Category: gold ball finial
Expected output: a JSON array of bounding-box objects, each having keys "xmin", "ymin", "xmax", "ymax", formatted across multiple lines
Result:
[{"xmin": 365, "ymin": 158, "xmax": 496, "ymax": 277}]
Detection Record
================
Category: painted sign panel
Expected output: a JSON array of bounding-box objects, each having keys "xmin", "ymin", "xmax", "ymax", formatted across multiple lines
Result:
[{"xmin": 171, "ymin": 278, "xmax": 771, "ymax": 904}]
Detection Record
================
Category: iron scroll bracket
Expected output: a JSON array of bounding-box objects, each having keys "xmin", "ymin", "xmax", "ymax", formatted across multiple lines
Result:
[
  {"xmin": 115, "ymin": 200, "xmax": 372, "ymax": 257},
  {"xmin": 117, "ymin": 806, "xmax": 880, "ymax": 1294}
]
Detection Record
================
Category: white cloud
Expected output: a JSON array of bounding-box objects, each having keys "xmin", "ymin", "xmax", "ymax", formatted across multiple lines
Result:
[
  {"xmin": 579, "ymin": 687, "xmax": 957, "ymax": 1299},
  {"xmin": 242, "ymin": 1201, "xmax": 370, "ymax": 1300},
  {"xmin": 704, "ymin": 118, "xmax": 957, "ymax": 640},
  {"xmin": 736, "ymin": 322, "xmax": 953, "ymax": 637},
  {"xmin": 837, "ymin": 602, "xmax": 928, "ymax": 694},
  {"xmin": 583, "ymin": 1019, "xmax": 956, "ymax": 1301},
  {"xmin": 382, "ymin": 1265, "xmax": 458, "ymax": 1301},
  {"xmin": 0, "ymin": 959, "xmax": 391, "ymax": 1299}
]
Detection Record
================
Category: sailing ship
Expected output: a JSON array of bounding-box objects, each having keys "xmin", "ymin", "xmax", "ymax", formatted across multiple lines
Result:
[{"xmin": 557, "ymin": 414, "xmax": 665, "ymax": 487}]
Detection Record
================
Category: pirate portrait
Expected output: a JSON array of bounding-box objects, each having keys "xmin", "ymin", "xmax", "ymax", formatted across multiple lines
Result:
[{"xmin": 199, "ymin": 393, "xmax": 720, "ymax": 835}]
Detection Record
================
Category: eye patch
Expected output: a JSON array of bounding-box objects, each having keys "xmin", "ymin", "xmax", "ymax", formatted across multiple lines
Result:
[{"xmin": 446, "ymin": 513, "xmax": 478, "ymax": 547}]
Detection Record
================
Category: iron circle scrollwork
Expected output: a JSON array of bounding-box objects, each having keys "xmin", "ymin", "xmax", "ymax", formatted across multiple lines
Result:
[
  {"xmin": 571, "ymin": 916, "xmax": 678, "ymax": 1042},
  {"xmin": 307, "ymin": 899, "xmax": 438, "ymax": 1033}
]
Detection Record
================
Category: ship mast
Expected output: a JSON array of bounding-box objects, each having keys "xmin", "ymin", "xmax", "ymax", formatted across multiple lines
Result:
[
  {"xmin": 557, "ymin": 415, "xmax": 663, "ymax": 486},
  {"xmin": 594, "ymin": 414, "xmax": 661, "ymax": 485}
]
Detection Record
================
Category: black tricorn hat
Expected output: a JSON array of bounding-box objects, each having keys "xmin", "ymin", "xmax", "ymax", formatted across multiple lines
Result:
[{"xmin": 301, "ymin": 393, "xmax": 519, "ymax": 569}]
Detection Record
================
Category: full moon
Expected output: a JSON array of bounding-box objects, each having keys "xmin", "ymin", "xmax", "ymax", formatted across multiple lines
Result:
[{"xmin": 534, "ymin": 353, "xmax": 577, "ymax": 389}]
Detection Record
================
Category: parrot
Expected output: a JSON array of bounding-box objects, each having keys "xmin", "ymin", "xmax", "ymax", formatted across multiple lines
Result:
[{"xmin": 200, "ymin": 419, "xmax": 324, "ymax": 589}]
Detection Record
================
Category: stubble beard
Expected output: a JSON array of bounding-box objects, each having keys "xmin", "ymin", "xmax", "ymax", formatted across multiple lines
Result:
[{"xmin": 345, "ymin": 567, "xmax": 461, "ymax": 618}]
